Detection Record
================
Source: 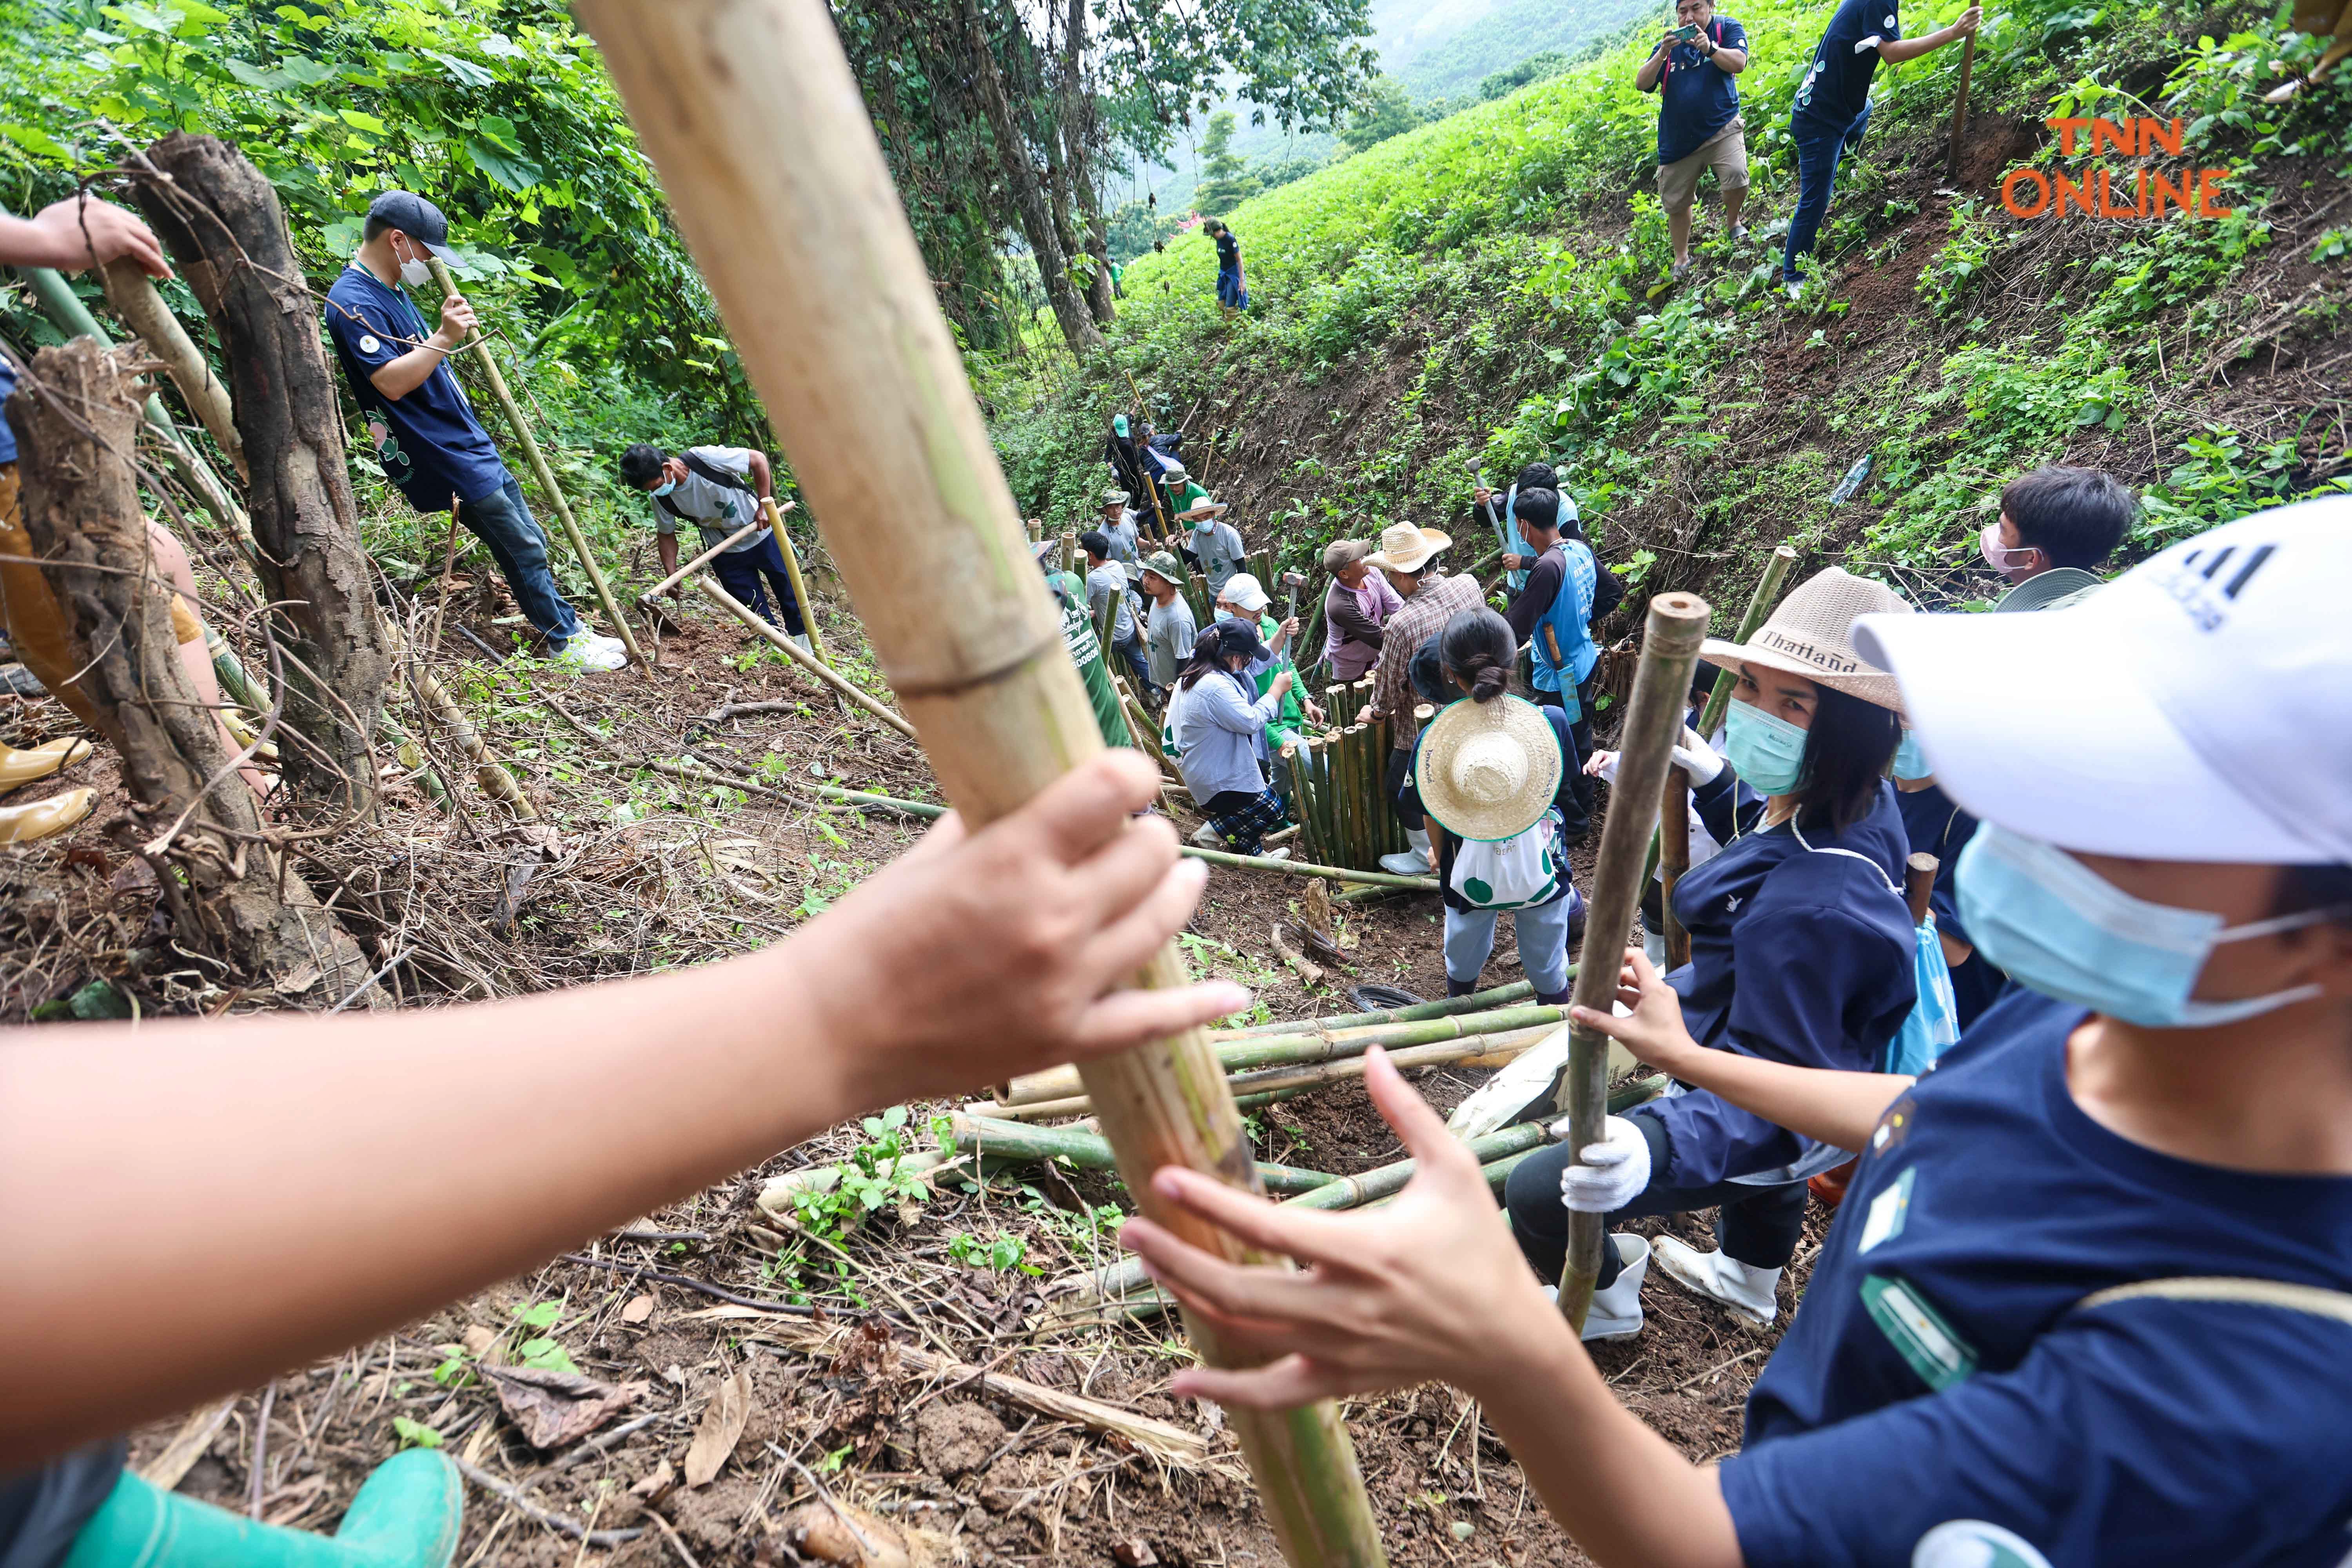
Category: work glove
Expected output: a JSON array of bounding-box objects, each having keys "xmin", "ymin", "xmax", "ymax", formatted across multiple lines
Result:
[
  {"xmin": 1554, "ymin": 1114, "xmax": 1652, "ymax": 1214},
  {"xmin": 1671, "ymin": 726, "xmax": 1725, "ymax": 786}
]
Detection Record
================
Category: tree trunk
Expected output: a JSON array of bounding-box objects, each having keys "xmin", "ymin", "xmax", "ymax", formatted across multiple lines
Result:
[
  {"xmin": 961, "ymin": 0, "xmax": 1104, "ymax": 359},
  {"xmin": 131, "ymin": 131, "xmax": 392, "ymax": 816},
  {"xmin": 6, "ymin": 340, "xmax": 381, "ymax": 1007},
  {"xmin": 1062, "ymin": 0, "xmax": 1116, "ymax": 325}
]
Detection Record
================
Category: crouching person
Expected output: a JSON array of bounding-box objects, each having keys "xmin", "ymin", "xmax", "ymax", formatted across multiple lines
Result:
[{"xmin": 620, "ymin": 441, "xmax": 809, "ymax": 653}]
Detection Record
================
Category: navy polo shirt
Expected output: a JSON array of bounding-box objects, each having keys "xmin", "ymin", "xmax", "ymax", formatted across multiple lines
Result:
[
  {"xmin": 1795, "ymin": 0, "xmax": 1899, "ymax": 130},
  {"xmin": 323, "ymin": 263, "xmax": 509, "ymax": 513},
  {"xmin": 1721, "ymin": 987, "xmax": 2352, "ymax": 1566},
  {"xmin": 1646, "ymin": 15, "xmax": 1749, "ymax": 165}
]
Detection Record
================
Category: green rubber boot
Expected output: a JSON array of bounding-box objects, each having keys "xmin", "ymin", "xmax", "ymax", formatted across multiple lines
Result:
[{"xmin": 62, "ymin": 1450, "xmax": 462, "ymax": 1568}]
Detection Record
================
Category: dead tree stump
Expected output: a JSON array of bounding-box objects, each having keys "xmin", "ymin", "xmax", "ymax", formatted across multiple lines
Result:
[
  {"xmin": 6, "ymin": 339, "xmax": 382, "ymax": 1008},
  {"xmin": 131, "ymin": 131, "xmax": 392, "ymax": 816}
]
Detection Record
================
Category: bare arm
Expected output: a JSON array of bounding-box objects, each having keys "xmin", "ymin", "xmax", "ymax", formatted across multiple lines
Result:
[
  {"xmin": 1123, "ymin": 1052, "xmax": 1746, "ymax": 1568},
  {"xmin": 1878, "ymin": 6, "xmax": 1980, "ymax": 63},
  {"xmin": 1635, "ymin": 35, "xmax": 1673, "ymax": 90},
  {"xmin": 0, "ymin": 753, "xmax": 1240, "ymax": 1466},
  {"xmin": 748, "ymin": 449, "xmax": 775, "ymax": 500},
  {"xmin": 1570, "ymin": 947, "xmax": 1913, "ymax": 1151},
  {"xmin": 1708, "ymin": 40, "xmax": 1748, "ymax": 71},
  {"xmin": 655, "ymin": 529, "xmax": 681, "ymax": 583},
  {"xmin": 0, "ymin": 196, "xmax": 171, "ymax": 277},
  {"xmin": 368, "ymin": 291, "xmax": 475, "ymax": 402}
]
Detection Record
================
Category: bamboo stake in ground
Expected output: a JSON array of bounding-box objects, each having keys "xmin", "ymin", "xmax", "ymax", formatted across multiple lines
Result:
[
  {"xmin": 419, "ymin": 256, "xmax": 650, "ymax": 678},
  {"xmin": 694, "ymin": 575, "xmax": 917, "ymax": 739},
  {"xmin": 1557, "ymin": 592, "xmax": 1711, "ymax": 1334},
  {"xmin": 1945, "ymin": 34, "xmax": 1979, "ymax": 179},
  {"xmin": 576, "ymin": 6, "xmax": 1387, "ymax": 1561},
  {"xmin": 1658, "ymin": 543, "xmax": 1797, "ymax": 961},
  {"xmin": 761, "ymin": 495, "xmax": 829, "ymax": 665}
]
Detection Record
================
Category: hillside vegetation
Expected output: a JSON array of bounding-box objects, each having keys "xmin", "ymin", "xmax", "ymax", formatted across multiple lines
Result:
[{"xmin": 991, "ymin": 0, "xmax": 2351, "ymax": 620}]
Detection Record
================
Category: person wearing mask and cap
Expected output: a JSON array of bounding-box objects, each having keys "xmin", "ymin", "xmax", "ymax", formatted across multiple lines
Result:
[
  {"xmin": 1509, "ymin": 567, "xmax": 1920, "ymax": 1339},
  {"xmin": 1034, "ymin": 541, "xmax": 1132, "ymax": 751},
  {"xmin": 1472, "ymin": 461, "xmax": 1556, "ymax": 600},
  {"xmin": 1171, "ymin": 619, "xmax": 1295, "ymax": 859},
  {"xmin": 1096, "ymin": 487, "xmax": 1143, "ymax": 561},
  {"xmin": 1321, "ymin": 538, "xmax": 1403, "ymax": 683},
  {"xmin": 1118, "ymin": 497, "xmax": 2352, "ymax": 1568},
  {"xmin": 1363, "ymin": 522, "xmax": 1486, "ymax": 878},
  {"xmin": 1214, "ymin": 572, "xmax": 1321, "ymax": 752},
  {"xmin": 1174, "ymin": 473, "xmax": 1245, "ymax": 597},
  {"xmin": 1399, "ymin": 608, "xmax": 1589, "ymax": 999},
  {"xmin": 1137, "ymin": 550, "xmax": 1198, "ymax": 699},
  {"xmin": 1980, "ymin": 463, "xmax": 2135, "ymax": 613},
  {"xmin": 323, "ymin": 192, "xmax": 625, "ymax": 670}
]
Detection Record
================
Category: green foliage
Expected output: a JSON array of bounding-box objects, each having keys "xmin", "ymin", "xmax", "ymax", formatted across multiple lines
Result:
[
  {"xmin": 390, "ymin": 1417, "xmax": 443, "ymax": 1449},
  {"xmin": 786, "ymin": 1106, "xmax": 935, "ymax": 1241},
  {"xmin": 1338, "ymin": 77, "xmax": 1422, "ymax": 155},
  {"xmin": 1194, "ymin": 110, "xmax": 1263, "ymax": 214},
  {"xmin": 947, "ymin": 1230, "xmax": 1040, "ymax": 1274}
]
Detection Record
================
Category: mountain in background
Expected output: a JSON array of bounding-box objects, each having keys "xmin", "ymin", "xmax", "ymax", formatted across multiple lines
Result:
[{"xmin": 1116, "ymin": 0, "xmax": 1652, "ymax": 217}]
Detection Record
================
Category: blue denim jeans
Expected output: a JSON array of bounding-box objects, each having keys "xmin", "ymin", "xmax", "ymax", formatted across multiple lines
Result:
[
  {"xmin": 1782, "ymin": 103, "xmax": 1871, "ymax": 281},
  {"xmin": 454, "ymin": 475, "xmax": 580, "ymax": 644},
  {"xmin": 711, "ymin": 530, "xmax": 806, "ymax": 635}
]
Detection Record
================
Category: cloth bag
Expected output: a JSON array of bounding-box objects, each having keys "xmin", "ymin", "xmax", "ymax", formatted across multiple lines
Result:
[{"xmin": 1449, "ymin": 808, "xmax": 1566, "ymax": 911}]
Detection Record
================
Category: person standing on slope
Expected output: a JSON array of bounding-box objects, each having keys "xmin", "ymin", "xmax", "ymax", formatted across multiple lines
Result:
[
  {"xmin": 1636, "ymin": 0, "xmax": 1751, "ymax": 281},
  {"xmin": 1204, "ymin": 218, "xmax": 1247, "ymax": 319}
]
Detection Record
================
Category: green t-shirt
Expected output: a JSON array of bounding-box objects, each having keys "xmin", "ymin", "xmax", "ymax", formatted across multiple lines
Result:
[
  {"xmin": 1256, "ymin": 613, "xmax": 1308, "ymax": 749},
  {"xmin": 1051, "ymin": 571, "xmax": 1133, "ymax": 750}
]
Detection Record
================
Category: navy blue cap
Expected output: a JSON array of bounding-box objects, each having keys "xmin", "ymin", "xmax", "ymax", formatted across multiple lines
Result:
[{"xmin": 365, "ymin": 190, "xmax": 455, "ymax": 258}]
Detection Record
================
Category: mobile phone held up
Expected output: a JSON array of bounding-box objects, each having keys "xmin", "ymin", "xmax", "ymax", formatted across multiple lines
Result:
[{"xmin": 1674, "ymin": 22, "xmax": 1700, "ymax": 39}]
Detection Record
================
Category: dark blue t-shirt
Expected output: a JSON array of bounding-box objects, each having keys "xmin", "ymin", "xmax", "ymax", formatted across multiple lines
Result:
[
  {"xmin": 1646, "ymin": 15, "xmax": 1749, "ymax": 165},
  {"xmin": 0, "ymin": 357, "xmax": 18, "ymax": 466},
  {"xmin": 1721, "ymin": 987, "xmax": 2352, "ymax": 1567},
  {"xmin": 322, "ymin": 264, "xmax": 508, "ymax": 513},
  {"xmin": 1795, "ymin": 0, "xmax": 1899, "ymax": 129}
]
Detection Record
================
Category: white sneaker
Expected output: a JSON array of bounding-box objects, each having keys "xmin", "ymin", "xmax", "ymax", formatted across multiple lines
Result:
[
  {"xmin": 554, "ymin": 638, "xmax": 626, "ymax": 673},
  {"xmin": 1731, "ymin": 222, "xmax": 1749, "ymax": 245},
  {"xmin": 1192, "ymin": 822, "xmax": 1226, "ymax": 848},
  {"xmin": 574, "ymin": 629, "xmax": 625, "ymax": 654},
  {"xmin": 1654, "ymin": 1234, "xmax": 1781, "ymax": 1327},
  {"xmin": 785, "ymin": 632, "xmax": 813, "ymax": 656}
]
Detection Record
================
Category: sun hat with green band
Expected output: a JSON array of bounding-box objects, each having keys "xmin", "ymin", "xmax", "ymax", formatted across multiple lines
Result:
[{"xmin": 1414, "ymin": 694, "xmax": 1564, "ymax": 841}]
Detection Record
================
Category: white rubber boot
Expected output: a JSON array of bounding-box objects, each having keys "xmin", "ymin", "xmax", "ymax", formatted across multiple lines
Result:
[
  {"xmin": 1642, "ymin": 927, "xmax": 1668, "ymax": 968},
  {"xmin": 1191, "ymin": 822, "xmax": 1226, "ymax": 848},
  {"xmin": 1582, "ymin": 1235, "xmax": 1651, "ymax": 1341},
  {"xmin": 786, "ymin": 632, "xmax": 813, "ymax": 656},
  {"xmin": 1380, "ymin": 826, "xmax": 1432, "ymax": 877},
  {"xmin": 1654, "ymin": 1234, "xmax": 1782, "ymax": 1327}
]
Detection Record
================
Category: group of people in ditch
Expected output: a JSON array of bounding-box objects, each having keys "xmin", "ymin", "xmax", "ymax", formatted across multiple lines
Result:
[{"xmin": 4, "ymin": 187, "xmax": 2350, "ymax": 1568}]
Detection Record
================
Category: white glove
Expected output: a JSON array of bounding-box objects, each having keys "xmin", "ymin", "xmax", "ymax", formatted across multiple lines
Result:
[
  {"xmin": 1555, "ymin": 1114, "xmax": 1653, "ymax": 1214},
  {"xmin": 1670, "ymin": 728, "xmax": 1725, "ymax": 786}
]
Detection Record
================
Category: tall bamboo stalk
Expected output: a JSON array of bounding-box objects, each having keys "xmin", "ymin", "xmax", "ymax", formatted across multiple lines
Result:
[
  {"xmin": 762, "ymin": 496, "xmax": 830, "ymax": 666},
  {"xmin": 1557, "ymin": 593, "xmax": 1710, "ymax": 1334},
  {"xmin": 574, "ymin": 6, "xmax": 1387, "ymax": 1561},
  {"xmin": 419, "ymin": 257, "xmax": 649, "ymax": 677},
  {"xmin": 1658, "ymin": 543, "xmax": 1797, "ymax": 964}
]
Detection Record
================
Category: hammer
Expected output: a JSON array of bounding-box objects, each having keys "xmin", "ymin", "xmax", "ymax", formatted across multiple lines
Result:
[{"xmin": 1281, "ymin": 569, "xmax": 1307, "ymax": 621}]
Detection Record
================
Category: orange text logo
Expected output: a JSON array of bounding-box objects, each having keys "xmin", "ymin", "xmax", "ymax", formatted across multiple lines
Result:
[{"xmin": 2001, "ymin": 118, "xmax": 2233, "ymax": 220}]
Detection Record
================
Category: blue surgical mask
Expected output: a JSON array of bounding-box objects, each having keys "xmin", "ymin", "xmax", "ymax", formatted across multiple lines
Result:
[
  {"xmin": 1956, "ymin": 823, "xmax": 2339, "ymax": 1028},
  {"xmin": 1891, "ymin": 729, "xmax": 1930, "ymax": 781},
  {"xmin": 650, "ymin": 479, "xmax": 677, "ymax": 498},
  {"xmin": 1723, "ymin": 700, "xmax": 1809, "ymax": 795},
  {"xmin": 1214, "ymin": 608, "xmax": 1243, "ymax": 623}
]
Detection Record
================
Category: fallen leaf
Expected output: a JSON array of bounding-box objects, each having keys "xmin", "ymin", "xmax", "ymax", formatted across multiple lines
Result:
[
  {"xmin": 683, "ymin": 1366, "xmax": 751, "ymax": 1487},
  {"xmin": 630, "ymin": 1459, "xmax": 675, "ymax": 1499},
  {"xmin": 270, "ymin": 962, "xmax": 322, "ymax": 997},
  {"xmin": 481, "ymin": 1365, "xmax": 645, "ymax": 1449},
  {"xmin": 1113, "ymin": 1539, "xmax": 1159, "ymax": 1567},
  {"xmin": 621, "ymin": 1294, "xmax": 656, "ymax": 1325},
  {"xmin": 461, "ymin": 1325, "xmax": 500, "ymax": 1361}
]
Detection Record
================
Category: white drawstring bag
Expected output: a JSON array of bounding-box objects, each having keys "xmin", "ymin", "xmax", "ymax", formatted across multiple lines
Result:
[{"xmin": 1450, "ymin": 808, "xmax": 1567, "ymax": 911}]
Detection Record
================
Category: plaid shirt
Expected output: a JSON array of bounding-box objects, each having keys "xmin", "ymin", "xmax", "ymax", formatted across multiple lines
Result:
[{"xmin": 1368, "ymin": 570, "xmax": 1486, "ymax": 750}]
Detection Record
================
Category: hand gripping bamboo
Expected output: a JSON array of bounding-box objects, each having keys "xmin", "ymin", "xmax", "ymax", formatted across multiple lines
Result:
[
  {"xmin": 572, "ymin": 5, "xmax": 1387, "ymax": 1563},
  {"xmin": 419, "ymin": 256, "xmax": 651, "ymax": 678},
  {"xmin": 1557, "ymin": 592, "xmax": 1710, "ymax": 1333}
]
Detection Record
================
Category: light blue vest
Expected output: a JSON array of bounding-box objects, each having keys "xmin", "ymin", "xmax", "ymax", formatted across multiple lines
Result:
[{"xmin": 1530, "ymin": 538, "xmax": 1599, "ymax": 702}]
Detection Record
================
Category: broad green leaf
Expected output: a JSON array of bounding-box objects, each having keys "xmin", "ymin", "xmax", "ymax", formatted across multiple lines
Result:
[
  {"xmin": 0, "ymin": 123, "xmax": 69, "ymax": 159},
  {"xmin": 391, "ymin": 1417, "xmax": 443, "ymax": 1449},
  {"xmin": 339, "ymin": 107, "xmax": 388, "ymax": 134}
]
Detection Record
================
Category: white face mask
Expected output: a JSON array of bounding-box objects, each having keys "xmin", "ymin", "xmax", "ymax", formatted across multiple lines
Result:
[{"xmin": 392, "ymin": 235, "xmax": 432, "ymax": 288}]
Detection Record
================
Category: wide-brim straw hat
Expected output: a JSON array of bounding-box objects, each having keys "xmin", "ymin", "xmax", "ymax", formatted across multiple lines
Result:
[
  {"xmin": 1700, "ymin": 566, "xmax": 1913, "ymax": 711},
  {"xmin": 1415, "ymin": 695, "xmax": 1564, "ymax": 842},
  {"xmin": 1367, "ymin": 522, "xmax": 1451, "ymax": 575}
]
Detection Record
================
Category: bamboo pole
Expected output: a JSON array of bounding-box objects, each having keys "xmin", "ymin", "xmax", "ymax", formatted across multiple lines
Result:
[
  {"xmin": 1904, "ymin": 852, "xmax": 1939, "ymax": 926},
  {"xmin": 575, "ymin": 7, "xmax": 1387, "ymax": 1559},
  {"xmin": 1185, "ymin": 842, "xmax": 1437, "ymax": 890},
  {"xmin": 1225, "ymin": 979, "xmax": 1535, "ymax": 1037},
  {"xmin": 1557, "ymin": 592, "xmax": 1710, "ymax": 1335},
  {"xmin": 412, "ymin": 664, "xmax": 538, "ymax": 821},
  {"xmin": 1306, "ymin": 739, "xmax": 1335, "ymax": 867},
  {"xmin": 1002, "ymin": 1002, "xmax": 1572, "ymax": 1105},
  {"xmin": 1332, "ymin": 722, "xmax": 1359, "ymax": 869},
  {"xmin": 952, "ymin": 1116, "xmax": 1337, "ymax": 1195},
  {"xmin": 1945, "ymin": 34, "xmax": 1979, "ymax": 179},
  {"xmin": 977, "ymin": 1025, "xmax": 1561, "ymax": 1123},
  {"xmin": 694, "ymin": 575, "xmax": 917, "ymax": 739},
  {"xmin": 419, "ymin": 255, "xmax": 650, "ymax": 677},
  {"xmin": 1282, "ymin": 742, "xmax": 1319, "ymax": 863},
  {"xmin": 762, "ymin": 496, "xmax": 829, "ymax": 665},
  {"xmin": 99, "ymin": 259, "xmax": 246, "ymax": 481},
  {"xmin": 639, "ymin": 519, "xmax": 766, "ymax": 603},
  {"xmin": 1656, "ymin": 543, "xmax": 1797, "ymax": 958}
]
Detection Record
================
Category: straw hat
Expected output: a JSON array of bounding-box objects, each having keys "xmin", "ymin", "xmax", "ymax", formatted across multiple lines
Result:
[
  {"xmin": 1366, "ymin": 521, "xmax": 1452, "ymax": 575},
  {"xmin": 1700, "ymin": 566, "xmax": 1913, "ymax": 711},
  {"xmin": 1414, "ymin": 695, "xmax": 1564, "ymax": 842}
]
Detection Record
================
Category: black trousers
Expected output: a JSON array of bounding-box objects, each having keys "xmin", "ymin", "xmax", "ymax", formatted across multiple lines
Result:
[
  {"xmin": 1503, "ymin": 1118, "xmax": 1810, "ymax": 1288},
  {"xmin": 1533, "ymin": 675, "xmax": 1600, "ymax": 810},
  {"xmin": 1385, "ymin": 746, "xmax": 1423, "ymax": 831}
]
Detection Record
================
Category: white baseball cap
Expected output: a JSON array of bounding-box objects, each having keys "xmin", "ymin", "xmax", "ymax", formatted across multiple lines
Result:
[
  {"xmin": 1218, "ymin": 572, "xmax": 1271, "ymax": 613},
  {"xmin": 1853, "ymin": 495, "xmax": 2352, "ymax": 865}
]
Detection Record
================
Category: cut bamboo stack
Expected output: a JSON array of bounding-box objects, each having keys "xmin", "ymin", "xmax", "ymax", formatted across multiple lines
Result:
[
  {"xmin": 1278, "ymin": 682, "xmax": 1412, "ymax": 871},
  {"xmin": 574, "ymin": 5, "xmax": 1388, "ymax": 1564}
]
